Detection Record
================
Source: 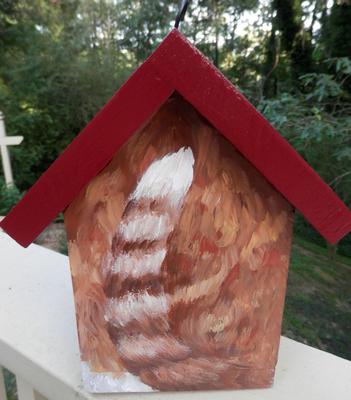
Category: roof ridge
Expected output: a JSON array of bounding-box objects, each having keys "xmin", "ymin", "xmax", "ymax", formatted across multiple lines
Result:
[{"xmin": 1, "ymin": 29, "xmax": 350, "ymax": 246}]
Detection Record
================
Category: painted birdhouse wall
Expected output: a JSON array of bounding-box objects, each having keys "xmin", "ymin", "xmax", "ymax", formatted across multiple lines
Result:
[{"xmin": 64, "ymin": 94, "xmax": 294, "ymax": 392}]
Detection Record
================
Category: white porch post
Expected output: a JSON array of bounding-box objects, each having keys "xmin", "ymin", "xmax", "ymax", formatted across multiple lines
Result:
[{"xmin": 0, "ymin": 111, "xmax": 23, "ymax": 186}]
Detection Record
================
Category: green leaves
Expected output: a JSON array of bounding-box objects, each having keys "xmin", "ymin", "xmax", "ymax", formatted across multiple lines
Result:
[
  {"xmin": 300, "ymin": 73, "xmax": 342, "ymax": 101},
  {"xmin": 333, "ymin": 57, "xmax": 351, "ymax": 75},
  {"xmin": 336, "ymin": 147, "xmax": 351, "ymax": 162},
  {"xmin": 259, "ymin": 57, "xmax": 351, "ymax": 205},
  {"xmin": 0, "ymin": 178, "xmax": 22, "ymax": 215},
  {"xmin": 0, "ymin": 0, "xmax": 133, "ymax": 189}
]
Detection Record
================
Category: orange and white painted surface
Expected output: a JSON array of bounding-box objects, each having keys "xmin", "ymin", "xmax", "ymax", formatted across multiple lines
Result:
[{"xmin": 64, "ymin": 95, "xmax": 294, "ymax": 392}]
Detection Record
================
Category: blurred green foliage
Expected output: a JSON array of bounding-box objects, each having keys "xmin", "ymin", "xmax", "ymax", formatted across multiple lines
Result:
[
  {"xmin": 0, "ymin": 179, "xmax": 22, "ymax": 215},
  {"xmin": 0, "ymin": 0, "xmax": 350, "ymax": 253}
]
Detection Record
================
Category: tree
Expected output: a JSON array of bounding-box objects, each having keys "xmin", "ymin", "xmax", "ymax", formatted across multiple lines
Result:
[
  {"xmin": 0, "ymin": 0, "xmax": 134, "ymax": 188},
  {"xmin": 323, "ymin": 0, "xmax": 351, "ymax": 59},
  {"xmin": 272, "ymin": 0, "xmax": 313, "ymax": 83}
]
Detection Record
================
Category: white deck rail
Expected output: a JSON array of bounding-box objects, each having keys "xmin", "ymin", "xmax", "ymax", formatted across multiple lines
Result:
[{"xmin": 0, "ymin": 230, "xmax": 350, "ymax": 400}]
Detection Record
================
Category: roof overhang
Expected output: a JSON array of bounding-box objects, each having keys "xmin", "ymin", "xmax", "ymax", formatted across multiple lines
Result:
[{"xmin": 1, "ymin": 29, "xmax": 350, "ymax": 246}]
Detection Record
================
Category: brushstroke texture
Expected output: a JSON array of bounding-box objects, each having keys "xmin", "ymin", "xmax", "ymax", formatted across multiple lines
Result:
[{"xmin": 64, "ymin": 94, "xmax": 294, "ymax": 392}]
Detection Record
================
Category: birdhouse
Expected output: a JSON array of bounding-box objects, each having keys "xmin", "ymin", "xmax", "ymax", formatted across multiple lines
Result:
[{"xmin": 1, "ymin": 30, "xmax": 350, "ymax": 393}]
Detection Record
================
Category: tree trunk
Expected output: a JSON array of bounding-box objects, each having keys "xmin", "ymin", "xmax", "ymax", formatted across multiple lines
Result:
[{"xmin": 273, "ymin": 0, "xmax": 313, "ymax": 84}]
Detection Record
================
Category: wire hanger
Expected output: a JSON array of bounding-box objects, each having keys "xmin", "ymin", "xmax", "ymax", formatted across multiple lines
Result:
[{"xmin": 174, "ymin": 0, "xmax": 189, "ymax": 29}]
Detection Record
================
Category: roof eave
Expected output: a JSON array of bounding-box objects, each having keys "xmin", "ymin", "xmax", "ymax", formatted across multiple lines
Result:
[{"xmin": 1, "ymin": 29, "xmax": 350, "ymax": 246}]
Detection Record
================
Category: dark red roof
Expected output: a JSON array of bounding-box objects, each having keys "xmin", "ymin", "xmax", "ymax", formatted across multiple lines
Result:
[{"xmin": 1, "ymin": 29, "xmax": 350, "ymax": 246}]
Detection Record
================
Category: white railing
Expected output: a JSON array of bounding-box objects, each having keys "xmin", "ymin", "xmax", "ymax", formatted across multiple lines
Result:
[{"xmin": 0, "ymin": 230, "xmax": 351, "ymax": 400}]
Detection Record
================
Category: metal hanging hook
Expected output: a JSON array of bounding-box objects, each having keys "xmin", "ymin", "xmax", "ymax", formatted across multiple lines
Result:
[{"xmin": 174, "ymin": 0, "xmax": 189, "ymax": 29}]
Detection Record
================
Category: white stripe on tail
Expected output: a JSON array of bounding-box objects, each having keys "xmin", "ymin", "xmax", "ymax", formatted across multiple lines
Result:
[
  {"xmin": 119, "ymin": 214, "xmax": 172, "ymax": 242},
  {"xmin": 105, "ymin": 292, "xmax": 169, "ymax": 327},
  {"xmin": 112, "ymin": 249, "xmax": 167, "ymax": 279},
  {"xmin": 117, "ymin": 334, "xmax": 191, "ymax": 361}
]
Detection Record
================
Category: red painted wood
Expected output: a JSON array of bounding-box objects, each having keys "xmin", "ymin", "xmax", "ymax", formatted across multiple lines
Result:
[
  {"xmin": 1, "ymin": 29, "xmax": 350, "ymax": 246},
  {"xmin": 149, "ymin": 30, "xmax": 351, "ymax": 244}
]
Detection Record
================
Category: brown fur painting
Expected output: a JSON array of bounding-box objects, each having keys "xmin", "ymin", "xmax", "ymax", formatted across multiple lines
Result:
[{"xmin": 64, "ymin": 94, "xmax": 294, "ymax": 392}]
